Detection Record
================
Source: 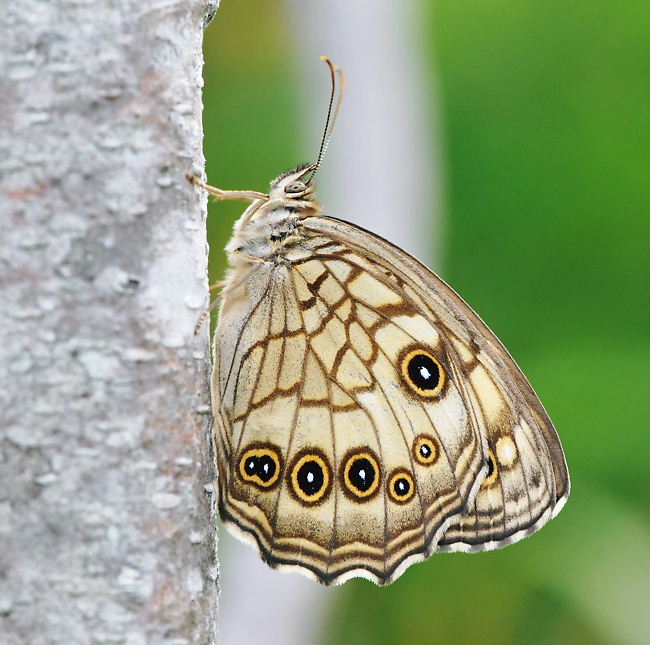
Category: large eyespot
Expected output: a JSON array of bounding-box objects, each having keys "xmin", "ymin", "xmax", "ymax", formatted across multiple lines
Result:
[
  {"xmin": 289, "ymin": 449, "xmax": 331, "ymax": 505},
  {"xmin": 341, "ymin": 450, "xmax": 381, "ymax": 501},
  {"xmin": 239, "ymin": 445, "xmax": 282, "ymax": 489},
  {"xmin": 284, "ymin": 180, "xmax": 306, "ymax": 194},
  {"xmin": 387, "ymin": 469, "xmax": 415, "ymax": 504},
  {"xmin": 400, "ymin": 348, "xmax": 446, "ymax": 398},
  {"xmin": 412, "ymin": 434, "xmax": 440, "ymax": 467},
  {"xmin": 482, "ymin": 449, "xmax": 499, "ymax": 488}
]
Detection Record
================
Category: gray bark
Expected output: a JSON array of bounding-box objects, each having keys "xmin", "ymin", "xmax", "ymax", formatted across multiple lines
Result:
[{"xmin": 0, "ymin": 1, "xmax": 218, "ymax": 643}]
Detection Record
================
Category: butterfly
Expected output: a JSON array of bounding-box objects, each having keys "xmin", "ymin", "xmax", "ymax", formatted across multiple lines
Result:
[{"xmin": 193, "ymin": 58, "xmax": 569, "ymax": 586}]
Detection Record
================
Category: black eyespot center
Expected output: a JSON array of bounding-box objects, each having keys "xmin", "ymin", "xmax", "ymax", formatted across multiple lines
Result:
[
  {"xmin": 400, "ymin": 348, "xmax": 446, "ymax": 398},
  {"xmin": 394, "ymin": 477, "xmax": 410, "ymax": 495},
  {"xmin": 349, "ymin": 457, "xmax": 375, "ymax": 492},
  {"xmin": 296, "ymin": 459, "xmax": 324, "ymax": 496}
]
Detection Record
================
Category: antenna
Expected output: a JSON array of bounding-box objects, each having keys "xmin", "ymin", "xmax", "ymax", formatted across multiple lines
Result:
[{"xmin": 307, "ymin": 56, "xmax": 345, "ymax": 184}]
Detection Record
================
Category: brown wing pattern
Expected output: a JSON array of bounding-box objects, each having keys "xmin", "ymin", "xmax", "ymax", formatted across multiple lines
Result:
[
  {"xmin": 213, "ymin": 215, "xmax": 569, "ymax": 584},
  {"xmin": 301, "ymin": 217, "xmax": 570, "ymax": 552},
  {"xmin": 213, "ymin": 235, "xmax": 488, "ymax": 584}
]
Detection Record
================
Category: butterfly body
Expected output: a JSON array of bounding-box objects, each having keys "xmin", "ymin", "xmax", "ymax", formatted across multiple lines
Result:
[{"xmin": 207, "ymin": 165, "xmax": 570, "ymax": 586}]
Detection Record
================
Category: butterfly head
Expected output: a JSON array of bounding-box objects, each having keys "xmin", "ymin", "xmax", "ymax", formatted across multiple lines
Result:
[{"xmin": 269, "ymin": 163, "xmax": 318, "ymax": 203}]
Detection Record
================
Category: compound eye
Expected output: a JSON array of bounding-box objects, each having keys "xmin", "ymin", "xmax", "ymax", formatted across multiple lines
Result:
[{"xmin": 284, "ymin": 180, "xmax": 306, "ymax": 194}]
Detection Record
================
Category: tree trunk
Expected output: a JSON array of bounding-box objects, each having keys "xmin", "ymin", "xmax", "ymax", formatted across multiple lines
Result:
[{"xmin": 0, "ymin": 1, "xmax": 218, "ymax": 643}]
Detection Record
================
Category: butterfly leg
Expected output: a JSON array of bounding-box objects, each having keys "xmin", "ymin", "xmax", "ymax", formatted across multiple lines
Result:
[
  {"xmin": 194, "ymin": 282, "xmax": 227, "ymax": 335},
  {"xmin": 187, "ymin": 173, "xmax": 268, "ymax": 203},
  {"xmin": 231, "ymin": 249, "xmax": 266, "ymax": 264}
]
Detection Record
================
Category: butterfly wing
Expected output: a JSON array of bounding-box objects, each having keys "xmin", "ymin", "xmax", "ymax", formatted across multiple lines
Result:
[
  {"xmin": 213, "ymin": 238, "xmax": 488, "ymax": 585},
  {"xmin": 213, "ymin": 213, "xmax": 569, "ymax": 585},
  {"xmin": 301, "ymin": 216, "xmax": 570, "ymax": 553},
  {"xmin": 436, "ymin": 336, "xmax": 569, "ymax": 551}
]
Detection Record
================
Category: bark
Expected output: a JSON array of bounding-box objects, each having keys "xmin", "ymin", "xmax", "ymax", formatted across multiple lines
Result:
[{"xmin": 0, "ymin": 1, "xmax": 219, "ymax": 643}]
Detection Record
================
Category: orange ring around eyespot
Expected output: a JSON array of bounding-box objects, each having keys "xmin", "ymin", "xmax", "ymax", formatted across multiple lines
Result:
[
  {"xmin": 400, "ymin": 348, "xmax": 446, "ymax": 398},
  {"xmin": 238, "ymin": 446, "xmax": 282, "ymax": 489},
  {"xmin": 387, "ymin": 469, "xmax": 416, "ymax": 504},
  {"xmin": 289, "ymin": 451, "xmax": 331, "ymax": 504},
  {"xmin": 413, "ymin": 435, "xmax": 439, "ymax": 466}
]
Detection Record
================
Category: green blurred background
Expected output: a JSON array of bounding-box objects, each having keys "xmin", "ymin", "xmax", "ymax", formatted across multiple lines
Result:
[{"xmin": 201, "ymin": 1, "xmax": 648, "ymax": 643}]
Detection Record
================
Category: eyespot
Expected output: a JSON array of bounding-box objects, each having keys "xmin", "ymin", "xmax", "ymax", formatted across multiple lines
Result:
[
  {"xmin": 239, "ymin": 445, "xmax": 282, "ymax": 489},
  {"xmin": 341, "ymin": 449, "xmax": 381, "ymax": 501},
  {"xmin": 482, "ymin": 450, "xmax": 499, "ymax": 487},
  {"xmin": 284, "ymin": 180, "xmax": 306, "ymax": 194},
  {"xmin": 387, "ymin": 469, "xmax": 415, "ymax": 504},
  {"xmin": 412, "ymin": 434, "xmax": 439, "ymax": 466},
  {"xmin": 289, "ymin": 449, "xmax": 331, "ymax": 505},
  {"xmin": 400, "ymin": 348, "xmax": 446, "ymax": 398}
]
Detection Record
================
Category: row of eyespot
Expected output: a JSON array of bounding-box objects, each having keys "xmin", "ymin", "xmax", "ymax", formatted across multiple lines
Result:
[{"xmin": 238, "ymin": 435, "xmax": 440, "ymax": 506}]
